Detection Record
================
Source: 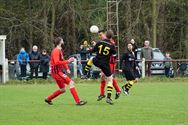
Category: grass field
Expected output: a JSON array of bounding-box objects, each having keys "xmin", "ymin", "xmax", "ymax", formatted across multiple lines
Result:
[{"xmin": 0, "ymin": 78, "xmax": 188, "ymax": 125}]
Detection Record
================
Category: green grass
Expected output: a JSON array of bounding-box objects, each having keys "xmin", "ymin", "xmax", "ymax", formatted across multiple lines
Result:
[{"xmin": 0, "ymin": 78, "xmax": 188, "ymax": 125}]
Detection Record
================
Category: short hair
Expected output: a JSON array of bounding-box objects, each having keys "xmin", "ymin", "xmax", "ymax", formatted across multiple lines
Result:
[
  {"xmin": 98, "ymin": 30, "xmax": 105, "ymax": 33},
  {"xmin": 42, "ymin": 49, "xmax": 47, "ymax": 52},
  {"xmin": 106, "ymin": 30, "xmax": 114, "ymax": 39},
  {"xmin": 54, "ymin": 37, "xmax": 63, "ymax": 47},
  {"xmin": 32, "ymin": 45, "xmax": 38, "ymax": 50}
]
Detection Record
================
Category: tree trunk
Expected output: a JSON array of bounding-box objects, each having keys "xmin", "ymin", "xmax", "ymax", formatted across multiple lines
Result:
[
  {"xmin": 184, "ymin": 25, "xmax": 188, "ymax": 59},
  {"xmin": 50, "ymin": 0, "xmax": 55, "ymax": 49},
  {"xmin": 152, "ymin": 0, "xmax": 157, "ymax": 48},
  {"xmin": 28, "ymin": 0, "xmax": 33, "ymax": 49},
  {"xmin": 43, "ymin": 0, "xmax": 48, "ymax": 50}
]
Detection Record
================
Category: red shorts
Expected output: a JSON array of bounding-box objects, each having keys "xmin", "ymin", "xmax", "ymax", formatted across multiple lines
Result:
[
  {"xmin": 110, "ymin": 63, "xmax": 116, "ymax": 74},
  {"xmin": 51, "ymin": 72, "xmax": 71, "ymax": 89}
]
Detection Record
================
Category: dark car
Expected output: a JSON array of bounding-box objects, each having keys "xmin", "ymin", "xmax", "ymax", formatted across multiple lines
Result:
[
  {"xmin": 177, "ymin": 62, "xmax": 188, "ymax": 76},
  {"xmin": 136, "ymin": 48, "xmax": 165, "ymax": 75}
]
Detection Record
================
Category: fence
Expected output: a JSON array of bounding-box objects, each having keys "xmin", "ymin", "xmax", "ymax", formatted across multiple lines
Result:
[
  {"xmin": 1, "ymin": 58, "xmax": 188, "ymax": 83},
  {"xmin": 138, "ymin": 58, "xmax": 188, "ymax": 78}
]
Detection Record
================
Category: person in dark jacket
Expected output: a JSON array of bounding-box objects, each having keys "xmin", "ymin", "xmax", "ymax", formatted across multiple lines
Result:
[
  {"xmin": 130, "ymin": 39, "xmax": 140, "ymax": 79},
  {"xmin": 78, "ymin": 44, "xmax": 90, "ymax": 75},
  {"xmin": 130, "ymin": 39, "xmax": 138, "ymax": 55},
  {"xmin": 164, "ymin": 52, "xmax": 173, "ymax": 77},
  {"xmin": 40, "ymin": 50, "xmax": 50, "ymax": 79},
  {"xmin": 29, "ymin": 45, "xmax": 40, "ymax": 79},
  {"xmin": 119, "ymin": 43, "xmax": 139, "ymax": 95},
  {"xmin": 17, "ymin": 48, "xmax": 30, "ymax": 78}
]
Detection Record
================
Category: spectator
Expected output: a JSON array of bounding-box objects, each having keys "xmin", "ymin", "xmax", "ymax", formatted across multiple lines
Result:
[
  {"xmin": 17, "ymin": 47, "xmax": 29, "ymax": 78},
  {"xmin": 29, "ymin": 45, "xmax": 40, "ymax": 79},
  {"xmin": 130, "ymin": 39, "xmax": 140, "ymax": 79},
  {"xmin": 164, "ymin": 52, "xmax": 173, "ymax": 77},
  {"xmin": 83, "ymin": 40, "xmax": 91, "ymax": 59},
  {"xmin": 78, "ymin": 44, "xmax": 90, "ymax": 75},
  {"xmin": 130, "ymin": 39, "xmax": 138, "ymax": 58},
  {"xmin": 40, "ymin": 50, "xmax": 50, "ymax": 79},
  {"xmin": 140, "ymin": 40, "xmax": 153, "ymax": 77}
]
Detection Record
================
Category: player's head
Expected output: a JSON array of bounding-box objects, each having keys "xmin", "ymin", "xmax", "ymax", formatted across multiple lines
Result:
[
  {"xmin": 54, "ymin": 37, "xmax": 64, "ymax": 48},
  {"xmin": 127, "ymin": 43, "xmax": 133, "ymax": 52},
  {"xmin": 98, "ymin": 30, "xmax": 106, "ymax": 40},
  {"xmin": 106, "ymin": 30, "xmax": 114, "ymax": 40}
]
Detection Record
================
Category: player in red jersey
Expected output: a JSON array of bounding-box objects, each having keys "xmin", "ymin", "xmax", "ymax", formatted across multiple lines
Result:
[{"xmin": 45, "ymin": 37, "xmax": 87, "ymax": 106}]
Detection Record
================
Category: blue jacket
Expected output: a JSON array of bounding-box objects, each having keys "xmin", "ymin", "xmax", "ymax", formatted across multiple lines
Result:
[{"xmin": 17, "ymin": 51, "xmax": 30, "ymax": 65}]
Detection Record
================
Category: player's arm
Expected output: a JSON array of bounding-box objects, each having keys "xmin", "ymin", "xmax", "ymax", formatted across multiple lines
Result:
[{"xmin": 52, "ymin": 49, "xmax": 70, "ymax": 66}]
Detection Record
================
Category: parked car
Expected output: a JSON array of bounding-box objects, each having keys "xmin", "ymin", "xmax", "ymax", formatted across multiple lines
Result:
[
  {"xmin": 177, "ymin": 62, "xmax": 188, "ymax": 76},
  {"xmin": 136, "ymin": 48, "xmax": 165, "ymax": 75}
]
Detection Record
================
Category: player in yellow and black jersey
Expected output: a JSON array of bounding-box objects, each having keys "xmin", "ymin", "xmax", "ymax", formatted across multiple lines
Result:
[
  {"xmin": 119, "ymin": 43, "xmax": 139, "ymax": 95},
  {"xmin": 85, "ymin": 30, "xmax": 116, "ymax": 104}
]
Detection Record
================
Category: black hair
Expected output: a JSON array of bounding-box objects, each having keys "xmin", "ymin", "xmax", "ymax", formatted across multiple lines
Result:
[{"xmin": 98, "ymin": 30, "xmax": 105, "ymax": 33}]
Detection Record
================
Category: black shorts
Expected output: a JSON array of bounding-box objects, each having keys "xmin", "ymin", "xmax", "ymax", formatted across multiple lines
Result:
[
  {"xmin": 93, "ymin": 57, "xmax": 111, "ymax": 77},
  {"xmin": 123, "ymin": 69, "xmax": 136, "ymax": 81}
]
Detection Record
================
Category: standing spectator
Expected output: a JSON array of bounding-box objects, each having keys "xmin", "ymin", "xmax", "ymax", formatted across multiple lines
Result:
[
  {"xmin": 78, "ymin": 44, "xmax": 90, "ymax": 75},
  {"xmin": 76, "ymin": 56, "xmax": 84, "ymax": 77},
  {"xmin": 130, "ymin": 39, "xmax": 140, "ymax": 79},
  {"xmin": 140, "ymin": 40, "xmax": 153, "ymax": 77},
  {"xmin": 164, "ymin": 52, "xmax": 173, "ymax": 77},
  {"xmin": 29, "ymin": 45, "xmax": 40, "ymax": 79},
  {"xmin": 17, "ymin": 48, "xmax": 30, "ymax": 79},
  {"xmin": 40, "ymin": 50, "xmax": 50, "ymax": 79},
  {"xmin": 130, "ymin": 39, "xmax": 138, "ymax": 56},
  {"xmin": 83, "ymin": 40, "xmax": 91, "ymax": 59}
]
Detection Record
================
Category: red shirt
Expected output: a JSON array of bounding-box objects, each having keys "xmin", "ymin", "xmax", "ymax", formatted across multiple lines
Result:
[
  {"xmin": 50, "ymin": 48, "xmax": 69, "ymax": 73},
  {"xmin": 110, "ymin": 39, "xmax": 117, "ymax": 64}
]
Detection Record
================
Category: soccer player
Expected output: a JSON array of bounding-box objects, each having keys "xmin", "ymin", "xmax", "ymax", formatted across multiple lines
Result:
[
  {"xmin": 45, "ymin": 37, "xmax": 87, "ymax": 106},
  {"xmin": 84, "ymin": 30, "xmax": 121, "ymax": 101},
  {"xmin": 97, "ymin": 32, "xmax": 121, "ymax": 101},
  {"xmin": 119, "ymin": 43, "xmax": 139, "ymax": 95},
  {"xmin": 87, "ymin": 30, "xmax": 116, "ymax": 104}
]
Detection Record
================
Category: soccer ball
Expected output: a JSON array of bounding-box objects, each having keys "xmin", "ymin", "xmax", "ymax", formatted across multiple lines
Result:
[{"xmin": 90, "ymin": 25, "xmax": 99, "ymax": 33}]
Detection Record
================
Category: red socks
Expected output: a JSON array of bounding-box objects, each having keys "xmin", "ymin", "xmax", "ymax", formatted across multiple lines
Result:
[
  {"xmin": 100, "ymin": 80, "xmax": 106, "ymax": 96},
  {"xmin": 112, "ymin": 78, "xmax": 121, "ymax": 93},
  {"xmin": 70, "ymin": 87, "xmax": 80, "ymax": 103},
  {"xmin": 47, "ymin": 89, "xmax": 62, "ymax": 101}
]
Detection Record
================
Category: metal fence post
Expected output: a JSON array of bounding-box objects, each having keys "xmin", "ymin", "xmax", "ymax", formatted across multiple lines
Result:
[
  {"xmin": 142, "ymin": 58, "xmax": 145, "ymax": 78},
  {"xmin": 73, "ymin": 58, "xmax": 77, "ymax": 78}
]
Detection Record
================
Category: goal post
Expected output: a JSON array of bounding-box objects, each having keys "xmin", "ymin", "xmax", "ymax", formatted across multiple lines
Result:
[{"xmin": 0, "ymin": 35, "xmax": 8, "ymax": 83}]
